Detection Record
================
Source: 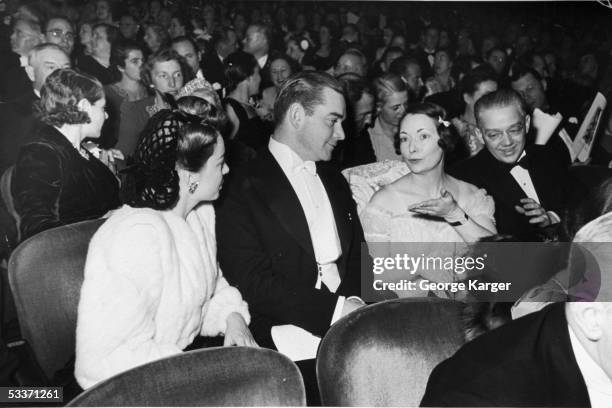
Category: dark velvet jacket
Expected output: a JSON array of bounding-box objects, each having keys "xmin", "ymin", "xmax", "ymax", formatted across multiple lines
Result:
[{"xmin": 12, "ymin": 125, "xmax": 121, "ymax": 241}]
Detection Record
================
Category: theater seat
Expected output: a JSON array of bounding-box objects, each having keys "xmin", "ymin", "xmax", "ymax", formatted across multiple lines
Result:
[
  {"xmin": 316, "ymin": 298, "xmax": 465, "ymax": 407},
  {"xmin": 67, "ymin": 347, "xmax": 306, "ymax": 407},
  {"xmin": 8, "ymin": 219, "xmax": 105, "ymax": 380}
]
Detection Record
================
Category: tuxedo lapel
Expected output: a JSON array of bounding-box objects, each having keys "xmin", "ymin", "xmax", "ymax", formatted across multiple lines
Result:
[
  {"xmin": 318, "ymin": 164, "xmax": 352, "ymax": 269},
  {"xmin": 524, "ymin": 146, "xmax": 559, "ymax": 210},
  {"xmin": 250, "ymin": 149, "xmax": 315, "ymax": 259},
  {"xmin": 479, "ymin": 149, "xmax": 527, "ymax": 206}
]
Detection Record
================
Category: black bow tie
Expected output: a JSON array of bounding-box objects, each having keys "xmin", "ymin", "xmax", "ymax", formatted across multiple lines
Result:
[
  {"xmin": 503, "ymin": 155, "xmax": 529, "ymax": 171},
  {"xmin": 515, "ymin": 156, "xmax": 529, "ymax": 169}
]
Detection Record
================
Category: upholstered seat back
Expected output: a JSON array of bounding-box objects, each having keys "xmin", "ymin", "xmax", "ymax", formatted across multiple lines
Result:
[
  {"xmin": 8, "ymin": 219, "xmax": 105, "ymax": 379},
  {"xmin": 317, "ymin": 298, "xmax": 465, "ymax": 407},
  {"xmin": 342, "ymin": 160, "xmax": 410, "ymax": 215},
  {"xmin": 68, "ymin": 347, "xmax": 306, "ymax": 407}
]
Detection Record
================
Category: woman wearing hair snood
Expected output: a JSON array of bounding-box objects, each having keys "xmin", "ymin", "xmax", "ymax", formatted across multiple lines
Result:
[
  {"xmin": 75, "ymin": 118, "xmax": 257, "ymax": 389},
  {"xmin": 12, "ymin": 69, "xmax": 120, "ymax": 242},
  {"xmin": 361, "ymin": 103, "xmax": 496, "ymax": 298}
]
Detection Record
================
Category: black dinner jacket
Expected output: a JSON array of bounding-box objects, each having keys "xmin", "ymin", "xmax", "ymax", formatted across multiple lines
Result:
[
  {"xmin": 449, "ymin": 144, "xmax": 569, "ymax": 240},
  {"xmin": 201, "ymin": 52, "xmax": 226, "ymax": 88},
  {"xmin": 421, "ymin": 302, "xmax": 590, "ymax": 407},
  {"xmin": 215, "ymin": 148, "xmax": 363, "ymax": 347}
]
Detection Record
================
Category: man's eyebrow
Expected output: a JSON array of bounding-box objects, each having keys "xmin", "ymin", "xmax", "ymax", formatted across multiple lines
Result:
[{"xmin": 328, "ymin": 112, "xmax": 344, "ymax": 119}]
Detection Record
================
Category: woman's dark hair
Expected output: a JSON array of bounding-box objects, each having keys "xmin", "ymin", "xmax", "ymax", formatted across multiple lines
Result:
[
  {"xmin": 224, "ymin": 51, "xmax": 258, "ymax": 93},
  {"xmin": 126, "ymin": 117, "xmax": 221, "ymax": 210},
  {"xmin": 36, "ymin": 68, "xmax": 104, "ymax": 127},
  {"xmin": 459, "ymin": 65, "xmax": 498, "ymax": 97},
  {"xmin": 93, "ymin": 23, "xmax": 120, "ymax": 49},
  {"xmin": 176, "ymin": 96, "xmax": 228, "ymax": 130},
  {"xmin": 268, "ymin": 51, "xmax": 300, "ymax": 77},
  {"xmin": 170, "ymin": 12, "xmax": 193, "ymax": 37},
  {"xmin": 110, "ymin": 39, "xmax": 144, "ymax": 69},
  {"xmin": 176, "ymin": 122, "xmax": 219, "ymax": 172},
  {"xmin": 141, "ymin": 47, "xmax": 194, "ymax": 90},
  {"xmin": 394, "ymin": 102, "xmax": 457, "ymax": 154}
]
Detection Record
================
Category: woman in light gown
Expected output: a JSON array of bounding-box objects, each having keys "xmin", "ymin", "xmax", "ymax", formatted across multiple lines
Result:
[{"xmin": 361, "ymin": 103, "xmax": 497, "ymax": 298}]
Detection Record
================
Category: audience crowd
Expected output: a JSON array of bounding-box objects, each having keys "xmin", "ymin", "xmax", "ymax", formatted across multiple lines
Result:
[{"xmin": 1, "ymin": 0, "xmax": 612, "ymax": 406}]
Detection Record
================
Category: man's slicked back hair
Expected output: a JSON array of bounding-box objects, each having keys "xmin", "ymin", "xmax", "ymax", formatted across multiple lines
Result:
[
  {"xmin": 474, "ymin": 88, "xmax": 528, "ymax": 127},
  {"xmin": 273, "ymin": 71, "xmax": 345, "ymax": 128}
]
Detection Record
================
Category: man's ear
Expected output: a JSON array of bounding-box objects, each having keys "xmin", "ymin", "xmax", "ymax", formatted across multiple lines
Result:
[
  {"xmin": 176, "ymin": 166, "xmax": 194, "ymax": 190},
  {"xmin": 25, "ymin": 64, "xmax": 35, "ymax": 83},
  {"xmin": 77, "ymin": 98, "xmax": 92, "ymax": 113},
  {"xmin": 569, "ymin": 303, "xmax": 606, "ymax": 342},
  {"xmin": 474, "ymin": 127, "xmax": 484, "ymax": 145},
  {"xmin": 541, "ymin": 78, "xmax": 547, "ymax": 92},
  {"xmin": 287, "ymin": 102, "xmax": 304, "ymax": 130}
]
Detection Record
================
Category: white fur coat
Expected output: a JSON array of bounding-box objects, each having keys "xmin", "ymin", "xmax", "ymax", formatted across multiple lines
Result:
[{"xmin": 74, "ymin": 204, "xmax": 250, "ymax": 389}]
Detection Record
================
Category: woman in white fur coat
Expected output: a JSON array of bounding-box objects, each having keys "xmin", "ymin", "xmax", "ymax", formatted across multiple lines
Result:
[{"xmin": 75, "ymin": 121, "xmax": 257, "ymax": 389}]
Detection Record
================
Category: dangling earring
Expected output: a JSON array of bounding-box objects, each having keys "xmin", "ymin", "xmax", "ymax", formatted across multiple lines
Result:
[{"xmin": 188, "ymin": 182, "xmax": 199, "ymax": 194}]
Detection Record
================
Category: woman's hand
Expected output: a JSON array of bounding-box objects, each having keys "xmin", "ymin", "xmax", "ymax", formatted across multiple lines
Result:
[
  {"xmin": 224, "ymin": 312, "xmax": 259, "ymax": 347},
  {"xmin": 408, "ymin": 189, "xmax": 459, "ymax": 219}
]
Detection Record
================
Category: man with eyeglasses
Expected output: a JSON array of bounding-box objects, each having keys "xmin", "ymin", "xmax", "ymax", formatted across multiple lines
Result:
[
  {"xmin": 449, "ymin": 88, "xmax": 570, "ymax": 241},
  {"xmin": 45, "ymin": 17, "xmax": 75, "ymax": 56}
]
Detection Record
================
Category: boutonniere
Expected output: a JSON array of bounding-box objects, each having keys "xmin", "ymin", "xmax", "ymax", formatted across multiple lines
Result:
[{"xmin": 569, "ymin": 117, "xmax": 578, "ymax": 124}]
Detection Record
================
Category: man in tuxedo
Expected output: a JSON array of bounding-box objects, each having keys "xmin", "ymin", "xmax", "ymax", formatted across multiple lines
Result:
[
  {"xmin": 202, "ymin": 27, "xmax": 237, "ymax": 90},
  {"xmin": 509, "ymin": 64, "xmax": 582, "ymax": 162},
  {"xmin": 421, "ymin": 212, "xmax": 612, "ymax": 407},
  {"xmin": 412, "ymin": 26, "xmax": 439, "ymax": 79},
  {"xmin": 216, "ymin": 71, "xmax": 365, "ymax": 402},
  {"xmin": 450, "ymin": 89, "xmax": 569, "ymax": 241},
  {"xmin": 242, "ymin": 23, "xmax": 272, "ymax": 91},
  {"xmin": 171, "ymin": 36, "xmax": 204, "ymax": 80}
]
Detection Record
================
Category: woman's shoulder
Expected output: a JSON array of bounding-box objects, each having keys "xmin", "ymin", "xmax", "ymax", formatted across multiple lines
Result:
[
  {"xmin": 367, "ymin": 179, "xmax": 407, "ymax": 213},
  {"xmin": 102, "ymin": 205, "xmax": 168, "ymax": 231},
  {"xmin": 17, "ymin": 126, "xmax": 72, "ymax": 157},
  {"xmin": 447, "ymin": 175, "xmax": 494, "ymax": 211},
  {"xmin": 448, "ymin": 174, "xmax": 484, "ymax": 195}
]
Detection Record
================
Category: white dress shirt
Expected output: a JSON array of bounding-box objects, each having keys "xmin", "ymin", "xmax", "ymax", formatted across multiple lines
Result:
[
  {"xmin": 510, "ymin": 151, "xmax": 541, "ymax": 203},
  {"xmin": 268, "ymin": 138, "xmax": 346, "ymax": 360},
  {"xmin": 569, "ymin": 325, "xmax": 612, "ymax": 407},
  {"xmin": 510, "ymin": 151, "xmax": 560, "ymax": 223},
  {"xmin": 257, "ymin": 54, "xmax": 268, "ymax": 69}
]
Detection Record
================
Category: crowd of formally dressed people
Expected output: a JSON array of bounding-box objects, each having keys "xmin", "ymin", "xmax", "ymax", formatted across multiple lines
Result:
[{"xmin": 1, "ymin": 0, "xmax": 612, "ymax": 406}]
